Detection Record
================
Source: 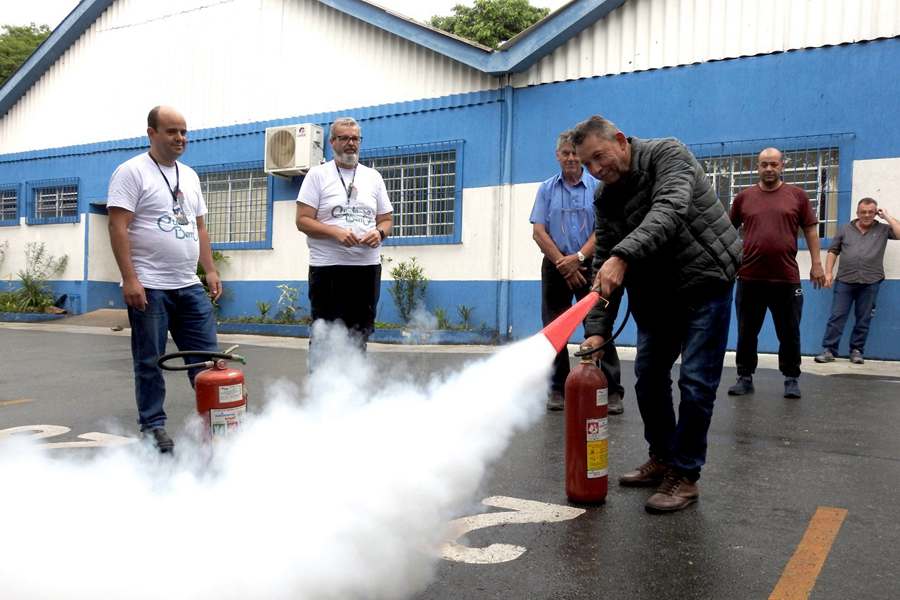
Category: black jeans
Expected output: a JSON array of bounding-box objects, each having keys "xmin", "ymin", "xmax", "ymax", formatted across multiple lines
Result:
[
  {"xmin": 734, "ymin": 279, "xmax": 803, "ymax": 378},
  {"xmin": 308, "ymin": 264, "xmax": 382, "ymax": 344},
  {"xmin": 540, "ymin": 257, "xmax": 623, "ymax": 396}
]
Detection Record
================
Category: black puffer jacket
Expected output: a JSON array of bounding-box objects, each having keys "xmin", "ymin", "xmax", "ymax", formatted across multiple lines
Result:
[{"xmin": 584, "ymin": 137, "xmax": 741, "ymax": 338}]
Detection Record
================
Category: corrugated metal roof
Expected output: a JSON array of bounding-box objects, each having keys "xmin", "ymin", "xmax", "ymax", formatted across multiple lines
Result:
[{"xmin": 513, "ymin": 0, "xmax": 900, "ymax": 87}]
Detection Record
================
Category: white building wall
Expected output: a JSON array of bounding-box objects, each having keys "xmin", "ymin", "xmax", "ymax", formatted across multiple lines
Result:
[
  {"xmin": 0, "ymin": 0, "xmax": 498, "ymax": 154},
  {"xmin": 514, "ymin": 0, "xmax": 900, "ymax": 87},
  {"xmin": 212, "ymin": 187, "xmax": 513, "ymax": 284},
  {"xmin": 87, "ymin": 213, "xmax": 118, "ymax": 282},
  {"xmin": 79, "ymin": 182, "xmax": 561, "ymax": 287},
  {"xmin": 0, "ymin": 222, "xmax": 83, "ymax": 283},
  {"xmin": 851, "ymin": 157, "xmax": 900, "ymax": 279}
]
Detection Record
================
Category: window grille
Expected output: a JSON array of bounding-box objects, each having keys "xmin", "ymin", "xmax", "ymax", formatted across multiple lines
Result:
[
  {"xmin": 692, "ymin": 145, "xmax": 840, "ymax": 239},
  {"xmin": 34, "ymin": 185, "xmax": 78, "ymax": 220},
  {"xmin": 361, "ymin": 147, "xmax": 458, "ymax": 240},
  {"xmin": 198, "ymin": 167, "xmax": 269, "ymax": 247},
  {"xmin": 0, "ymin": 187, "xmax": 16, "ymax": 222}
]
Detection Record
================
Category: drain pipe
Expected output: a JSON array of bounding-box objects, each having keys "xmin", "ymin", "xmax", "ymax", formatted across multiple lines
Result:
[{"xmin": 495, "ymin": 76, "xmax": 515, "ymax": 340}]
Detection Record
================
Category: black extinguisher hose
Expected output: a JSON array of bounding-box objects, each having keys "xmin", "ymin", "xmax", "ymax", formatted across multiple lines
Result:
[
  {"xmin": 573, "ymin": 293, "xmax": 631, "ymax": 358},
  {"xmin": 157, "ymin": 345, "xmax": 246, "ymax": 371}
]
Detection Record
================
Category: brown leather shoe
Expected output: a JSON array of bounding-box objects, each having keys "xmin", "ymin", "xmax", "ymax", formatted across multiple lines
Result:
[
  {"xmin": 618, "ymin": 456, "xmax": 669, "ymax": 487},
  {"xmin": 645, "ymin": 471, "xmax": 699, "ymax": 513}
]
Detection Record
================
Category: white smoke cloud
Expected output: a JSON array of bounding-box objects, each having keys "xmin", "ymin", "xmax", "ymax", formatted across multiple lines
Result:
[
  {"xmin": 0, "ymin": 323, "xmax": 555, "ymax": 600},
  {"xmin": 401, "ymin": 302, "xmax": 440, "ymax": 344}
]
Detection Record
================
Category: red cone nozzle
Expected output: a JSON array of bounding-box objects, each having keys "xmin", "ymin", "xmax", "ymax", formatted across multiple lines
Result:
[{"xmin": 541, "ymin": 291, "xmax": 601, "ymax": 353}]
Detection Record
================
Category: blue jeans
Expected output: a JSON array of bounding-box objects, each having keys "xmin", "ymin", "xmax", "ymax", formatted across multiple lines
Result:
[
  {"xmin": 821, "ymin": 280, "xmax": 881, "ymax": 354},
  {"xmin": 127, "ymin": 284, "xmax": 218, "ymax": 431},
  {"xmin": 631, "ymin": 283, "xmax": 733, "ymax": 481}
]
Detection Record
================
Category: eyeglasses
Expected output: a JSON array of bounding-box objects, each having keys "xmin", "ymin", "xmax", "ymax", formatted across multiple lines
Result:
[{"xmin": 334, "ymin": 135, "xmax": 362, "ymax": 143}]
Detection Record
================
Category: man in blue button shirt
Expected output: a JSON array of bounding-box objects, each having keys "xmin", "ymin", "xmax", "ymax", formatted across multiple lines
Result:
[{"xmin": 530, "ymin": 130, "xmax": 624, "ymax": 413}]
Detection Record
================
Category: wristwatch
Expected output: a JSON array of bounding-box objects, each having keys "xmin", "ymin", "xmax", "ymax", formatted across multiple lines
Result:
[{"xmin": 577, "ymin": 251, "xmax": 586, "ymax": 262}]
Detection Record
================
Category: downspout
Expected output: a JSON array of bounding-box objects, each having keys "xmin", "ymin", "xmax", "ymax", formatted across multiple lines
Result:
[
  {"xmin": 81, "ymin": 206, "xmax": 90, "ymax": 314},
  {"xmin": 495, "ymin": 76, "xmax": 514, "ymax": 339}
]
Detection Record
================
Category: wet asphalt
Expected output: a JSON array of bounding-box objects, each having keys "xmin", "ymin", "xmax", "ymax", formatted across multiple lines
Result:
[{"xmin": 1, "ymin": 320, "xmax": 898, "ymax": 600}]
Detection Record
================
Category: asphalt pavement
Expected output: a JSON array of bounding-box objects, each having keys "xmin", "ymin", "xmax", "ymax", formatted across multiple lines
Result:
[{"xmin": 1, "ymin": 313, "xmax": 898, "ymax": 599}]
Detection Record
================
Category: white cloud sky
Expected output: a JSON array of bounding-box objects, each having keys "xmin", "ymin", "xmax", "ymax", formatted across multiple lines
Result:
[{"xmin": 1, "ymin": 0, "xmax": 569, "ymax": 29}]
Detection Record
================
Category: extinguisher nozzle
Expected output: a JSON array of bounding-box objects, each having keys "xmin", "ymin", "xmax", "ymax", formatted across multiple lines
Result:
[{"xmin": 541, "ymin": 291, "xmax": 601, "ymax": 353}]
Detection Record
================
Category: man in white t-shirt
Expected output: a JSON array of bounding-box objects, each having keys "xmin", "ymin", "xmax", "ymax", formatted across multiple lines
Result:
[
  {"xmin": 296, "ymin": 117, "xmax": 393, "ymax": 362},
  {"xmin": 107, "ymin": 105, "xmax": 222, "ymax": 453}
]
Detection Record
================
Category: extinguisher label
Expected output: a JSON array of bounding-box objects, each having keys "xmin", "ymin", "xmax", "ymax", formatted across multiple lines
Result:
[
  {"xmin": 586, "ymin": 418, "xmax": 608, "ymax": 478},
  {"xmin": 218, "ymin": 383, "xmax": 243, "ymax": 404},
  {"xmin": 595, "ymin": 388, "xmax": 608, "ymax": 407},
  {"xmin": 210, "ymin": 405, "xmax": 245, "ymax": 439}
]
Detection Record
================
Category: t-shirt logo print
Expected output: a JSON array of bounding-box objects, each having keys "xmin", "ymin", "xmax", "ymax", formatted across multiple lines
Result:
[
  {"xmin": 157, "ymin": 207, "xmax": 198, "ymax": 241},
  {"xmin": 331, "ymin": 204, "xmax": 375, "ymax": 227}
]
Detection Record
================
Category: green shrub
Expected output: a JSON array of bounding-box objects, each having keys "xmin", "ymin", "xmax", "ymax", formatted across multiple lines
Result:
[
  {"xmin": 14, "ymin": 243, "xmax": 68, "ymax": 312},
  {"xmin": 457, "ymin": 304, "xmax": 474, "ymax": 331},
  {"xmin": 275, "ymin": 283, "xmax": 303, "ymax": 322},
  {"xmin": 434, "ymin": 307, "xmax": 451, "ymax": 330},
  {"xmin": 389, "ymin": 257, "xmax": 428, "ymax": 323}
]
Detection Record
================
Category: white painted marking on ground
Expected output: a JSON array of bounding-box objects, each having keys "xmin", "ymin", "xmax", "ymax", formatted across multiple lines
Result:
[
  {"xmin": 440, "ymin": 496, "xmax": 585, "ymax": 564},
  {"xmin": 42, "ymin": 432, "xmax": 136, "ymax": 449},
  {"xmin": 0, "ymin": 425, "xmax": 137, "ymax": 449}
]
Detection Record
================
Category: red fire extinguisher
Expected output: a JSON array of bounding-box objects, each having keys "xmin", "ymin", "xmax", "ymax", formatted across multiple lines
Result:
[
  {"xmin": 564, "ymin": 344, "xmax": 609, "ymax": 503},
  {"xmin": 158, "ymin": 345, "xmax": 247, "ymax": 442}
]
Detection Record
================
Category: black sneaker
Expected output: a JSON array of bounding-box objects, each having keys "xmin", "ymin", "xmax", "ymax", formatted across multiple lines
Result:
[
  {"xmin": 546, "ymin": 390, "xmax": 565, "ymax": 412},
  {"xmin": 814, "ymin": 350, "xmax": 836, "ymax": 363},
  {"xmin": 145, "ymin": 427, "xmax": 175, "ymax": 453},
  {"xmin": 784, "ymin": 378, "xmax": 801, "ymax": 399},
  {"xmin": 727, "ymin": 376, "xmax": 754, "ymax": 396},
  {"xmin": 607, "ymin": 392, "xmax": 624, "ymax": 415}
]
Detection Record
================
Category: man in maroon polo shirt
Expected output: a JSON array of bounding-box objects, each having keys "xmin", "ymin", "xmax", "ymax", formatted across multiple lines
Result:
[{"xmin": 727, "ymin": 148, "xmax": 826, "ymax": 399}]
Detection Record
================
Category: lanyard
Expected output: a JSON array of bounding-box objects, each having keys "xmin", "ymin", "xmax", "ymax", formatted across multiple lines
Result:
[
  {"xmin": 335, "ymin": 162, "xmax": 357, "ymax": 203},
  {"xmin": 148, "ymin": 152, "xmax": 180, "ymax": 204}
]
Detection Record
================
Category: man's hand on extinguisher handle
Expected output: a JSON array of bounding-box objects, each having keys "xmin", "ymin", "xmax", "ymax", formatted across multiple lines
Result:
[
  {"xmin": 593, "ymin": 256, "xmax": 627, "ymax": 298},
  {"xmin": 581, "ymin": 335, "xmax": 606, "ymax": 360}
]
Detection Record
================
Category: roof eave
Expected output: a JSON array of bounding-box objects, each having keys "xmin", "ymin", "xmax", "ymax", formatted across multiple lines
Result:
[
  {"xmin": 0, "ymin": 0, "xmax": 116, "ymax": 119},
  {"xmin": 496, "ymin": 0, "xmax": 627, "ymax": 73},
  {"xmin": 325, "ymin": 0, "xmax": 627, "ymax": 76}
]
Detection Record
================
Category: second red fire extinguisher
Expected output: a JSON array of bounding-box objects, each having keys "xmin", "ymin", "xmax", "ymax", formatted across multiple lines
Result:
[
  {"xmin": 564, "ymin": 344, "xmax": 609, "ymax": 503},
  {"xmin": 158, "ymin": 345, "xmax": 247, "ymax": 443}
]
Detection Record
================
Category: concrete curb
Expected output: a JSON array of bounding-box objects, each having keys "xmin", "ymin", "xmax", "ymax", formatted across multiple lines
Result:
[{"xmin": 2, "ymin": 319, "xmax": 897, "ymax": 376}]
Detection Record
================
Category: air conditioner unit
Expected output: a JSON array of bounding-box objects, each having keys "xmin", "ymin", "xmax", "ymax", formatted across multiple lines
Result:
[{"xmin": 264, "ymin": 123, "xmax": 324, "ymax": 177}]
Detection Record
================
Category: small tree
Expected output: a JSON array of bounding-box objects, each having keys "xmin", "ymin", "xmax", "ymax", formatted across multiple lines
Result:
[
  {"xmin": 390, "ymin": 257, "xmax": 428, "ymax": 323},
  {"xmin": 275, "ymin": 283, "xmax": 302, "ymax": 322},
  {"xmin": 429, "ymin": 0, "xmax": 550, "ymax": 49},
  {"xmin": 0, "ymin": 24, "xmax": 52, "ymax": 85}
]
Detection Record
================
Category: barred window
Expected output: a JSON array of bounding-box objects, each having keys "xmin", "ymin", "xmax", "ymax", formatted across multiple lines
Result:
[
  {"xmin": 694, "ymin": 146, "xmax": 840, "ymax": 239},
  {"xmin": 0, "ymin": 187, "xmax": 16, "ymax": 222},
  {"xmin": 34, "ymin": 185, "xmax": 78, "ymax": 220},
  {"xmin": 198, "ymin": 167, "xmax": 269, "ymax": 247},
  {"xmin": 361, "ymin": 146, "xmax": 458, "ymax": 241}
]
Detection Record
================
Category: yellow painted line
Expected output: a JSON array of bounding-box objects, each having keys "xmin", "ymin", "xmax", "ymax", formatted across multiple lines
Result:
[
  {"xmin": 769, "ymin": 506, "xmax": 848, "ymax": 600},
  {"xmin": 0, "ymin": 398, "xmax": 34, "ymax": 407}
]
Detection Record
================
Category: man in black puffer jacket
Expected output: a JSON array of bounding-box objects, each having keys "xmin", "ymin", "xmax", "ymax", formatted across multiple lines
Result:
[{"xmin": 572, "ymin": 115, "xmax": 741, "ymax": 514}]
